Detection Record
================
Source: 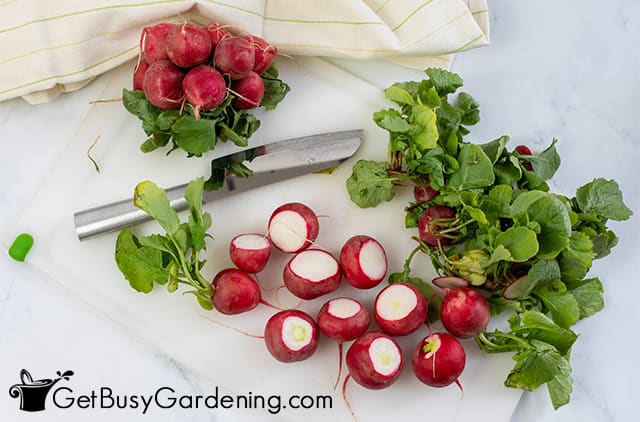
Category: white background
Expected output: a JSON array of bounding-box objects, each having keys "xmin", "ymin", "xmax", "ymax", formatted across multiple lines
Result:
[{"xmin": 1, "ymin": 1, "xmax": 639, "ymax": 421}]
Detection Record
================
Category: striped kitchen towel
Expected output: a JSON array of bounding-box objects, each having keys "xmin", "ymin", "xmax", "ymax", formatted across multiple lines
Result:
[{"xmin": 0, "ymin": 0, "xmax": 489, "ymax": 104}]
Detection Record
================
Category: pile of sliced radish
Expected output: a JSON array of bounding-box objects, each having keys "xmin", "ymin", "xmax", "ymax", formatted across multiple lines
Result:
[{"xmin": 208, "ymin": 201, "xmax": 493, "ymax": 419}]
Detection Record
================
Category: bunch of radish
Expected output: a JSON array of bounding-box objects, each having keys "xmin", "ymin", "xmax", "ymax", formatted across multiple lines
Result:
[
  {"xmin": 134, "ymin": 21, "xmax": 278, "ymax": 117},
  {"xmin": 205, "ymin": 200, "xmax": 494, "ymax": 419}
]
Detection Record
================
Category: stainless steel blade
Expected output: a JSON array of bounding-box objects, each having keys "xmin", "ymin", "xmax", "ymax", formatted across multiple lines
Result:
[{"xmin": 74, "ymin": 129, "xmax": 363, "ymax": 241}]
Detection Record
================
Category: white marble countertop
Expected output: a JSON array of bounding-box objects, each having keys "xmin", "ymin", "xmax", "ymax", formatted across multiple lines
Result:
[{"xmin": 1, "ymin": 1, "xmax": 639, "ymax": 421}]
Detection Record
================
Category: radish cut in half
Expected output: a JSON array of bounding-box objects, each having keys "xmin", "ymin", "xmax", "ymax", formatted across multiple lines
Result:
[
  {"xmin": 318, "ymin": 297, "xmax": 370, "ymax": 341},
  {"xmin": 268, "ymin": 203, "xmax": 319, "ymax": 253},
  {"xmin": 264, "ymin": 310, "xmax": 319, "ymax": 363},
  {"xmin": 340, "ymin": 235, "xmax": 388, "ymax": 289},
  {"xmin": 317, "ymin": 297, "xmax": 370, "ymax": 390},
  {"xmin": 503, "ymin": 275, "xmax": 529, "ymax": 299},
  {"xmin": 432, "ymin": 275, "xmax": 470, "ymax": 289},
  {"xmin": 230, "ymin": 233, "xmax": 271, "ymax": 273},
  {"xmin": 374, "ymin": 282, "xmax": 427, "ymax": 336},
  {"xmin": 345, "ymin": 332, "xmax": 402, "ymax": 390},
  {"xmin": 283, "ymin": 249, "xmax": 341, "ymax": 300}
]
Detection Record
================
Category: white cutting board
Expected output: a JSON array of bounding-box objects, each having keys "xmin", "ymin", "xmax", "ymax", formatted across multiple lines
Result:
[{"xmin": 11, "ymin": 57, "xmax": 522, "ymax": 421}]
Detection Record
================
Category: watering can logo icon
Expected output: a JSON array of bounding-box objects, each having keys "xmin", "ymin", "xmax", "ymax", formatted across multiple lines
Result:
[{"xmin": 9, "ymin": 369, "xmax": 74, "ymax": 412}]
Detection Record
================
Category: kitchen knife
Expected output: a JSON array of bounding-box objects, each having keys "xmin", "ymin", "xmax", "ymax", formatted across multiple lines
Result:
[{"xmin": 73, "ymin": 129, "xmax": 363, "ymax": 241}]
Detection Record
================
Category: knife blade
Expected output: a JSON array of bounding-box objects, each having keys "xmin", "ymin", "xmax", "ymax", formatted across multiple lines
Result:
[{"xmin": 73, "ymin": 129, "xmax": 363, "ymax": 241}]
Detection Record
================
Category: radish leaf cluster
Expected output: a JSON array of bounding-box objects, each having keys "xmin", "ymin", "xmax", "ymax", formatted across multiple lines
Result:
[
  {"xmin": 115, "ymin": 177, "xmax": 214, "ymax": 310},
  {"xmin": 347, "ymin": 68, "xmax": 632, "ymax": 409}
]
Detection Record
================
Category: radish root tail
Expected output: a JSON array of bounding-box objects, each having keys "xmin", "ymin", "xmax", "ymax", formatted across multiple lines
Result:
[
  {"xmin": 333, "ymin": 341, "xmax": 343, "ymax": 391},
  {"xmin": 341, "ymin": 374, "xmax": 358, "ymax": 422},
  {"xmin": 455, "ymin": 378, "xmax": 465, "ymax": 399},
  {"xmin": 195, "ymin": 309, "xmax": 264, "ymax": 339}
]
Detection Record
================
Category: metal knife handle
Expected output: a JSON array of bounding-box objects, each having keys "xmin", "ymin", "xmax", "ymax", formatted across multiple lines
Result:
[{"xmin": 73, "ymin": 184, "xmax": 189, "ymax": 241}]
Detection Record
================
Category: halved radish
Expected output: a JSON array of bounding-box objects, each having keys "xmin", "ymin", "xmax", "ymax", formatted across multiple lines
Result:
[
  {"xmin": 268, "ymin": 202, "xmax": 319, "ymax": 253},
  {"xmin": 503, "ymin": 275, "xmax": 529, "ymax": 299},
  {"xmin": 412, "ymin": 332, "xmax": 466, "ymax": 388},
  {"xmin": 317, "ymin": 298, "xmax": 370, "ymax": 342},
  {"xmin": 340, "ymin": 235, "xmax": 388, "ymax": 289},
  {"xmin": 283, "ymin": 249, "xmax": 341, "ymax": 300},
  {"xmin": 432, "ymin": 275, "xmax": 470, "ymax": 289},
  {"xmin": 229, "ymin": 233, "xmax": 272, "ymax": 273},
  {"xmin": 440, "ymin": 287, "xmax": 490, "ymax": 339},
  {"xmin": 344, "ymin": 331, "xmax": 403, "ymax": 390},
  {"xmin": 318, "ymin": 297, "xmax": 370, "ymax": 389},
  {"xmin": 374, "ymin": 282, "xmax": 427, "ymax": 336},
  {"xmin": 264, "ymin": 309, "xmax": 319, "ymax": 363}
]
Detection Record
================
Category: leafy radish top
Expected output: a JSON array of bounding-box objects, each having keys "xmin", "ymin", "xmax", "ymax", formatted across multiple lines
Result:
[{"xmin": 346, "ymin": 68, "xmax": 633, "ymax": 409}]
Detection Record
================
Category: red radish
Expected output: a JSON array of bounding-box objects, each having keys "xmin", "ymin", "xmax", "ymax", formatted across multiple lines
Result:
[
  {"xmin": 515, "ymin": 145, "xmax": 534, "ymax": 171},
  {"xmin": 264, "ymin": 309, "xmax": 319, "ymax": 363},
  {"xmin": 440, "ymin": 287, "xmax": 490, "ymax": 339},
  {"xmin": 317, "ymin": 298, "xmax": 370, "ymax": 342},
  {"xmin": 268, "ymin": 202, "xmax": 319, "ymax": 253},
  {"xmin": 142, "ymin": 60, "xmax": 184, "ymax": 110},
  {"xmin": 432, "ymin": 275, "xmax": 470, "ymax": 289},
  {"xmin": 182, "ymin": 65, "xmax": 227, "ymax": 118},
  {"xmin": 133, "ymin": 59, "xmax": 149, "ymax": 90},
  {"xmin": 229, "ymin": 233, "xmax": 272, "ymax": 274},
  {"xmin": 206, "ymin": 22, "xmax": 231, "ymax": 48},
  {"xmin": 412, "ymin": 332, "xmax": 466, "ymax": 388},
  {"xmin": 214, "ymin": 36, "xmax": 255, "ymax": 80},
  {"xmin": 231, "ymin": 71, "xmax": 264, "ymax": 110},
  {"xmin": 344, "ymin": 331, "xmax": 403, "ymax": 390},
  {"xmin": 142, "ymin": 23, "xmax": 175, "ymax": 63},
  {"xmin": 211, "ymin": 268, "xmax": 261, "ymax": 315},
  {"xmin": 340, "ymin": 235, "xmax": 388, "ymax": 289},
  {"xmin": 283, "ymin": 249, "xmax": 341, "ymax": 300},
  {"xmin": 503, "ymin": 275, "xmax": 529, "ymax": 299},
  {"xmin": 166, "ymin": 22, "xmax": 212, "ymax": 68},
  {"xmin": 418, "ymin": 205, "xmax": 456, "ymax": 247},
  {"xmin": 318, "ymin": 297, "xmax": 370, "ymax": 389},
  {"xmin": 245, "ymin": 34, "xmax": 277, "ymax": 74},
  {"xmin": 413, "ymin": 182, "xmax": 439, "ymax": 202},
  {"xmin": 374, "ymin": 282, "xmax": 427, "ymax": 336},
  {"xmin": 515, "ymin": 145, "xmax": 532, "ymax": 155}
]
